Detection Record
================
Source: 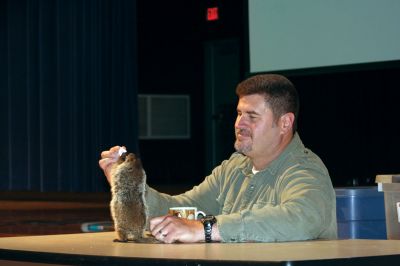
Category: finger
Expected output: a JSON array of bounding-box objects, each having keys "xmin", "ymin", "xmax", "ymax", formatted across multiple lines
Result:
[
  {"xmin": 98, "ymin": 159, "xmax": 114, "ymax": 185},
  {"xmin": 100, "ymin": 146, "xmax": 121, "ymax": 159},
  {"xmin": 98, "ymin": 158, "xmax": 114, "ymax": 171},
  {"xmin": 149, "ymin": 216, "xmax": 170, "ymax": 236},
  {"xmin": 157, "ymin": 221, "xmax": 178, "ymax": 244},
  {"xmin": 153, "ymin": 224, "xmax": 170, "ymax": 243},
  {"xmin": 163, "ymin": 234, "xmax": 178, "ymax": 244},
  {"xmin": 155, "ymin": 232, "xmax": 168, "ymax": 243},
  {"xmin": 100, "ymin": 150, "xmax": 115, "ymax": 159},
  {"xmin": 149, "ymin": 215, "xmax": 168, "ymax": 230},
  {"xmin": 150, "ymin": 217, "xmax": 168, "ymax": 237}
]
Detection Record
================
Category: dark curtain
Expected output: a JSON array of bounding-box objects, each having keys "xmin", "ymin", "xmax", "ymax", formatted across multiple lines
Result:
[{"xmin": 0, "ymin": 0, "xmax": 139, "ymax": 192}]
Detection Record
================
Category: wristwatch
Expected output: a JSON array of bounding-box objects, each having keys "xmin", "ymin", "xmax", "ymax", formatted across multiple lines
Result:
[{"xmin": 201, "ymin": 215, "xmax": 217, "ymax": 243}]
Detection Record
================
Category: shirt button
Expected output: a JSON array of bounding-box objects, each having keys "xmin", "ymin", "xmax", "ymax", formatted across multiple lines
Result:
[{"xmin": 250, "ymin": 185, "xmax": 255, "ymax": 190}]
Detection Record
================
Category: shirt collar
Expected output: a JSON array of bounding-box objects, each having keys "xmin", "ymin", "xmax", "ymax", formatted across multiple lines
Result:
[
  {"xmin": 265, "ymin": 132, "xmax": 303, "ymax": 175},
  {"xmin": 240, "ymin": 133, "xmax": 303, "ymax": 176}
]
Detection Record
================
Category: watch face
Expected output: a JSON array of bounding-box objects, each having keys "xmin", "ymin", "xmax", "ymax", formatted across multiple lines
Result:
[{"xmin": 202, "ymin": 215, "xmax": 216, "ymax": 224}]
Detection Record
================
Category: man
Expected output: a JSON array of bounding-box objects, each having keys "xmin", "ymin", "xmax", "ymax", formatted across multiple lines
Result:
[{"xmin": 99, "ymin": 74, "xmax": 337, "ymax": 244}]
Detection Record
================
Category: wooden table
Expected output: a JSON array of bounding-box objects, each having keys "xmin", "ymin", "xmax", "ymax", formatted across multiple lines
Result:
[{"xmin": 0, "ymin": 232, "xmax": 400, "ymax": 265}]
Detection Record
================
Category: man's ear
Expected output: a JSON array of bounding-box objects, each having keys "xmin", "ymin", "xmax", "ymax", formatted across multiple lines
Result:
[{"xmin": 279, "ymin": 113, "xmax": 295, "ymax": 134}]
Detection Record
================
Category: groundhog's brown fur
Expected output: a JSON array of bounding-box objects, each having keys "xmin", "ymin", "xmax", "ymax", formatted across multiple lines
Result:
[{"xmin": 109, "ymin": 152, "xmax": 149, "ymax": 242}]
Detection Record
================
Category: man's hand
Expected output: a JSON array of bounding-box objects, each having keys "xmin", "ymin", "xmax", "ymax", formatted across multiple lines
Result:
[
  {"xmin": 98, "ymin": 145, "xmax": 125, "ymax": 184},
  {"xmin": 149, "ymin": 215, "xmax": 204, "ymax": 244}
]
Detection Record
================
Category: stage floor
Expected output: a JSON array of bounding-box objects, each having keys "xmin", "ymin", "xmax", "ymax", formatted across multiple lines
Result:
[
  {"xmin": 0, "ymin": 185, "xmax": 190, "ymax": 237},
  {"xmin": 0, "ymin": 192, "xmax": 112, "ymax": 237}
]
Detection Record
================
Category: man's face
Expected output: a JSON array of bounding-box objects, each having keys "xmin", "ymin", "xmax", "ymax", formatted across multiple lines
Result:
[{"xmin": 234, "ymin": 94, "xmax": 282, "ymax": 158}]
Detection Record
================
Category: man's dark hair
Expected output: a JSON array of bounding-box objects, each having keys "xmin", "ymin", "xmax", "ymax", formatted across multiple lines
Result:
[{"xmin": 235, "ymin": 74, "xmax": 299, "ymax": 133}]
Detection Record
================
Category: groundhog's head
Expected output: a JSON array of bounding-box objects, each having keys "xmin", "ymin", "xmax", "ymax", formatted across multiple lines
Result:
[{"xmin": 111, "ymin": 152, "xmax": 146, "ymax": 187}]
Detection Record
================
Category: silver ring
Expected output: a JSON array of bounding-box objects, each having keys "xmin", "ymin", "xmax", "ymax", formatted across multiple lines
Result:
[{"xmin": 158, "ymin": 230, "xmax": 167, "ymax": 238}]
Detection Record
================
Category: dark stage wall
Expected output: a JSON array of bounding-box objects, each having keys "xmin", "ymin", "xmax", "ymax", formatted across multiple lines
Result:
[
  {"xmin": 0, "ymin": 0, "xmax": 139, "ymax": 192},
  {"xmin": 1, "ymin": 0, "xmax": 399, "ymax": 193},
  {"xmin": 291, "ymin": 66, "xmax": 400, "ymax": 186}
]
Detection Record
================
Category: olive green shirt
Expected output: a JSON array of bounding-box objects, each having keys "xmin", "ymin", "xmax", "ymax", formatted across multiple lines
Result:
[{"xmin": 145, "ymin": 133, "xmax": 337, "ymax": 242}]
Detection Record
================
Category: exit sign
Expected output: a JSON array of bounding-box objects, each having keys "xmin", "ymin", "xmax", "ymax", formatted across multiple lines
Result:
[{"xmin": 207, "ymin": 7, "xmax": 219, "ymax": 21}]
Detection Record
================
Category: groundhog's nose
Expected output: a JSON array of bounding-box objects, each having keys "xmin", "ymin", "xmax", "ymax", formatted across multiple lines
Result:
[{"xmin": 120, "ymin": 152, "xmax": 128, "ymax": 161}]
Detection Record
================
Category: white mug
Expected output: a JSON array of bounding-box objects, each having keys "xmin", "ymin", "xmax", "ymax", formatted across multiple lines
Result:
[{"xmin": 168, "ymin": 207, "xmax": 206, "ymax": 220}]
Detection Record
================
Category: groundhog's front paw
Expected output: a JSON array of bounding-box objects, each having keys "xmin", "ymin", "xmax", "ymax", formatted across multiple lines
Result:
[{"xmin": 113, "ymin": 238, "xmax": 128, "ymax": 243}]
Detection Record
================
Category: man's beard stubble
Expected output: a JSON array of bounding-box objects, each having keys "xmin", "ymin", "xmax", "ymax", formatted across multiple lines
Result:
[{"xmin": 234, "ymin": 128, "xmax": 252, "ymax": 154}]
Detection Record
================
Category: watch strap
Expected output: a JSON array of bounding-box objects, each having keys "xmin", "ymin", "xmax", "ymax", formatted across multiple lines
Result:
[{"xmin": 202, "ymin": 215, "xmax": 216, "ymax": 243}]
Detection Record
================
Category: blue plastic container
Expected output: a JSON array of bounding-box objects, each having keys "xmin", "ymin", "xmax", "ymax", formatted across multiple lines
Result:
[{"xmin": 335, "ymin": 187, "xmax": 386, "ymax": 239}]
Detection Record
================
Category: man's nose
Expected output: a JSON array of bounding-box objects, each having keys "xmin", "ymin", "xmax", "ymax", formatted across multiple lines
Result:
[{"xmin": 235, "ymin": 116, "xmax": 246, "ymax": 128}]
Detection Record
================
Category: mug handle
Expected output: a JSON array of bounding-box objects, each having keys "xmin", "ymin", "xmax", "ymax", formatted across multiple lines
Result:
[{"xmin": 196, "ymin": 211, "xmax": 206, "ymax": 220}]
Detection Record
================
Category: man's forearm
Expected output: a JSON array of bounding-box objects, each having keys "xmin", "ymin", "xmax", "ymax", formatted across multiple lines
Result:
[{"xmin": 211, "ymin": 224, "xmax": 222, "ymax": 242}]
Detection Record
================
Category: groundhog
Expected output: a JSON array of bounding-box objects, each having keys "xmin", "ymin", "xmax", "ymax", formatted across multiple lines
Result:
[{"xmin": 109, "ymin": 152, "xmax": 152, "ymax": 242}]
